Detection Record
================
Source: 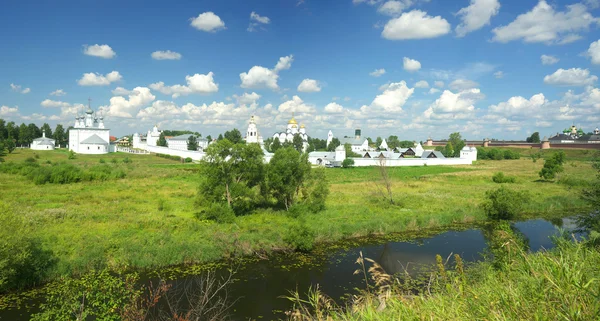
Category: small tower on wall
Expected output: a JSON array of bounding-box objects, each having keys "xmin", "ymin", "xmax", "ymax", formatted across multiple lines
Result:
[
  {"xmin": 326, "ymin": 130, "xmax": 333, "ymax": 147},
  {"xmin": 426, "ymin": 136, "xmax": 433, "ymax": 147},
  {"xmin": 541, "ymin": 136, "xmax": 550, "ymax": 149},
  {"xmin": 483, "ymin": 138, "xmax": 490, "ymax": 147}
]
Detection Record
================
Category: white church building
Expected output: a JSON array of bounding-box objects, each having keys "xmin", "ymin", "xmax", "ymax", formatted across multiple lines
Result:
[
  {"xmin": 31, "ymin": 130, "xmax": 55, "ymax": 151},
  {"xmin": 69, "ymin": 102, "xmax": 113, "ymax": 154},
  {"xmin": 245, "ymin": 115, "xmax": 264, "ymax": 147},
  {"xmin": 272, "ymin": 115, "xmax": 309, "ymax": 151}
]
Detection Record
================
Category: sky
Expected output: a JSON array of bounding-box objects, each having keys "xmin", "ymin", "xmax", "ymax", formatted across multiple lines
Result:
[{"xmin": 1, "ymin": 0, "xmax": 600, "ymax": 141}]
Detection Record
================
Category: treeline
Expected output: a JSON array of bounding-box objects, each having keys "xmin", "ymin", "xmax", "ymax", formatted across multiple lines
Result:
[
  {"xmin": 477, "ymin": 148, "xmax": 521, "ymax": 160},
  {"xmin": 0, "ymin": 118, "xmax": 68, "ymax": 148}
]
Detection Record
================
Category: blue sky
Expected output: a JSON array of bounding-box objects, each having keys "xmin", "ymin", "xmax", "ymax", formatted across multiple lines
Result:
[{"xmin": 1, "ymin": 0, "xmax": 599, "ymax": 140}]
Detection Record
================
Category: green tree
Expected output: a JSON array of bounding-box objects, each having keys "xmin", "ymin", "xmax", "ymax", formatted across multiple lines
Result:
[
  {"xmin": 539, "ymin": 151, "xmax": 566, "ymax": 180},
  {"xmin": 293, "ymin": 134, "xmax": 304, "ymax": 152},
  {"xmin": 4, "ymin": 139, "xmax": 15, "ymax": 153},
  {"xmin": 40, "ymin": 123, "xmax": 53, "ymax": 138},
  {"xmin": 387, "ymin": 135, "xmax": 400, "ymax": 150},
  {"xmin": 0, "ymin": 119, "xmax": 6, "ymax": 140},
  {"xmin": 157, "ymin": 132, "xmax": 167, "ymax": 147},
  {"xmin": 267, "ymin": 147, "xmax": 311, "ymax": 210},
  {"xmin": 54, "ymin": 124, "xmax": 65, "ymax": 148},
  {"xmin": 206, "ymin": 134, "xmax": 212, "ymax": 142},
  {"xmin": 448, "ymin": 132, "xmax": 465, "ymax": 157},
  {"xmin": 526, "ymin": 132, "xmax": 541, "ymax": 143},
  {"xmin": 344, "ymin": 143, "xmax": 361, "ymax": 157},
  {"xmin": 375, "ymin": 136, "xmax": 382, "ymax": 148},
  {"xmin": 270, "ymin": 138, "xmax": 282, "ymax": 152},
  {"xmin": 18, "ymin": 123, "xmax": 29, "ymax": 147},
  {"xmin": 442, "ymin": 141, "xmax": 454, "ymax": 157},
  {"xmin": 217, "ymin": 134, "xmax": 224, "ymax": 141},
  {"xmin": 342, "ymin": 158, "xmax": 355, "ymax": 168},
  {"xmin": 481, "ymin": 186, "xmax": 528, "ymax": 220},
  {"xmin": 197, "ymin": 140, "xmax": 265, "ymax": 214},
  {"xmin": 399, "ymin": 140, "xmax": 414, "ymax": 148},
  {"xmin": 187, "ymin": 135, "xmax": 198, "ymax": 150},
  {"xmin": 224, "ymin": 128, "xmax": 243, "ymax": 144},
  {"xmin": 28, "ymin": 123, "xmax": 41, "ymax": 141},
  {"xmin": 326, "ymin": 137, "xmax": 340, "ymax": 151},
  {"xmin": 6, "ymin": 121, "xmax": 18, "ymax": 141}
]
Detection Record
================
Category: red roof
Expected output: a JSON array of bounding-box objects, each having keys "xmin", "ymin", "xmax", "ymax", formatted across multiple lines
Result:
[{"xmin": 110, "ymin": 136, "xmax": 117, "ymax": 142}]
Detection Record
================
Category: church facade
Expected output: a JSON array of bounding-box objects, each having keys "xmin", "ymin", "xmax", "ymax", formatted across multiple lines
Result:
[
  {"xmin": 272, "ymin": 116, "xmax": 309, "ymax": 151},
  {"xmin": 31, "ymin": 130, "xmax": 55, "ymax": 150},
  {"xmin": 69, "ymin": 103, "xmax": 112, "ymax": 154}
]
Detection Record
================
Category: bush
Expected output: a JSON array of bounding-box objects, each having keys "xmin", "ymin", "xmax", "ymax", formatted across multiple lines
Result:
[
  {"xmin": 111, "ymin": 158, "xmax": 118, "ymax": 164},
  {"xmin": 1, "ymin": 160, "xmax": 126, "ymax": 185},
  {"xmin": 492, "ymin": 172, "xmax": 516, "ymax": 184},
  {"xmin": 539, "ymin": 151, "xmax": 566, "ymax": 181},
  {"xmin": 194, "ymin": 203, "xmax": 236, "ymax": 224},
  {"xmin": 0, "ymin": 202, "xmax": 55, "ymax": 293},
  {"xmin": 24, "ymin": 157, "xmax": 37, "ymax": 163},
  {"xmin": 283, "ymin": 222, "xmax": 314, "ymax": 252},
  {"xmin": 481, "ymin": 186, "xmax": 529, "ymax": 220},
  {"xmin": 68, "ymin": 150, "xmax": 76, "ymax": 159},
  {"xmin": 99, "ymin": 158, "xmax": 105, "ymax": 164},
  {"xmin": 122, "ymin": 157, "xmax": 131, "ymax": 164},
  {"xmin": 341, "ymin": 158, "xmax": 355, "ymax": 168},
  {"xmin": 185, "ymin": 157, "xmax": 193, "ymax": 163}
]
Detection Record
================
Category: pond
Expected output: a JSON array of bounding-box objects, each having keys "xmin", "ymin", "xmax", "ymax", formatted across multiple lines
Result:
[{"xmin": 0, "ymin": 217, "xmax": 579, "ymax": 320}]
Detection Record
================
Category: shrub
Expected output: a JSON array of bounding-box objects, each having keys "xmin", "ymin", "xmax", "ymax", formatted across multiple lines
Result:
[
  {"xmin": 283, "ymin": 222, "xmax": 314, "ymax": 252},
  {"xmin": 24, "ymin": 157, "xmax": 37, "ymax": 163},
  {"xmin": 539, "ymin": 151, "xmax": 566, "ymax": 181},
  {"xmin": 185, "ymin": 157, "xmax": 193, "ymax": 163},
  {"xmin": 481, "ymin": 186, "xmax": 529, "ymax": 220},
  {"xmin": 342, "ymin": 158, "xmax": 355, "ymax": 168},
  {"xmin": 194, "ymin": 203, "xmax": 236, "ymax": 224},
  {"xmin": 0, "ymin": 202, "xmax": 55, "ymax": 293},
  {"xmin": 99, "ymin": 158, "xmax": 106, "ymax": 164},
  {"xmin": 122, "ymin": 157, "xmax": 131, "ymax": 164},
  {"xmin": 111, "ymin": 158, "xmax": 118, "ymax": 164},
  {"xmin": 68, "ymin": 150, "xmax": 76, "ymax": 159},
  {"xmin": 492, "ymin": 172, "xmax": 516, "ymax": 184}
]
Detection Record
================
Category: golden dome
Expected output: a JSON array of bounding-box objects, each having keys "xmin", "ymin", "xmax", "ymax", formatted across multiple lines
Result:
[
  {"xmin": 300, "ymin": 124, "xmax": 305, "ymax": 128},
  {"xmin": 288, "ymin": 117, "xmax": 298, "ymax": 125}
]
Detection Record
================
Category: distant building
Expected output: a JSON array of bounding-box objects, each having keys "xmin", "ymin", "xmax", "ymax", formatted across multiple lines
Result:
[
  {"xmin": 245, "ymin": 115, "xmax": 264, "ymax": 147},
  {"xmin": 166, "ymin": 134, "xmax": 208, "ymax": 151},
  {"xmin": 272, "ymin": 115, "xmax": 308, "ymax": 151},
  {"xmin": 31, "ymin": 130, "xmax": 55, "ymax": 150},
  {"xmin": 69, "ymin": 101, "xmax": 113, "ymax": 154}
]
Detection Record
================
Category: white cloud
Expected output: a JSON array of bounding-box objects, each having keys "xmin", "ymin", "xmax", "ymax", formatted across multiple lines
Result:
[
  {"xmin": 240, "ymin": 55, "xmax": 293, "ymax": 90},
  {"xmin": 112, "ymin": 87, "xmax": 136, "ymax": 96},
  {"xmin": 190, "ymin": 12, "xmax": 225, "ymax": 32},
  {"xmin": 415, "ymin": 80, "xmax": 429, "ymax": 88},
  {"xmin": 449, "ymin": 79, "xmax": 479, "ymax": 91},
  {"xmin": 489, "ymin": 93, "xmax": 546, "ymax": 117},
  {"xmin": 324, "ymin": 102, "xmax": 344, "ymax": 113},
  {"xmin": 494, "ymin": 71, "xmax": 504, "ymax": 79},
  {"xmin": 403, "ymin": 57, "xmax": 421, "ymax": 72},
  {"xmin": 455, "ymin": 0, "xmax": 500, "ymax": 37},
  {"xmin": 382, "ymin": 10, "xmax": 451, "ymax": 40},
  {"xmin": 151, "ymin": 50, "xmax": 182, "ymax": 60},
  {"xmin": 370, "ymin": 68, "xmax": 386, "ymax": 77},
  {"xmin": 10, "ymin": 83, "xmax": 30, "ymax": 94},
  {"xmin": 491, "ymin": 1, "xmax": 599, "ymax": 45},
  {"xmin": 543, "ymin": 68, "xmax": 598, "ymax": 86},
  {"xmin": 428, "ymin": 88, "xmax": 440, "ymax": 94},
  {"xmin": 587, "ymin": 40, "xmax": 600, "ymax": 64},
  {"xmin": 232, "ymin": 92, "xmax": 261, "ymax": 106},
  {"xmin": 83, "ymin": 44, "xmax": 116, "ymax": 59},
  {"xmin": 248, "ymin": 11, "xmax": 270, "ymax": 32},
  {"xmin": 50, "ymin": 89, "xmax": 66, "ymax": 96},
  {"xmin": 274, "ymin": 55, "xmax": 294, "ymax": 72},
  {"xmin": 77, "ymin": 71, "xmax": 122, "ymax": 86},
  {"xmin": 278, "ymin": 95, "xmax": 316, "ymax": 113},
  {"xmin": 541, "ymin": 54, "xmax": 559, "ymax": 65},
  {"xmin": 297, "ymin": 79, "xmax": 322, "ymax": 93},
  {"xmin": 434, "ymin": 81, "xmax": 445, "ymax": 88},
  {"xmin": 424, "ymin": 88, "xmax": 483, "ymax": 120},
  {"xmin": 0, "ymin": 105, "xmax": 19, "ymax": 117},
  {"xmin": 364, "ymin": 81, "xmax": 414, "ymax": 112},
  {"xmin": 150, "ymin": 72, "xmax": 219, "ymax": 98},
  {"xmin": 101, "ymin": 87, "xmax": 156, "ymax": 118},
  {"xmin": 377, "ymin": 0, "xmax": 411, "ymax": 16},
  {"xmin": 40, "ymin": 99, "xmax": 70, "ymax": 108}
]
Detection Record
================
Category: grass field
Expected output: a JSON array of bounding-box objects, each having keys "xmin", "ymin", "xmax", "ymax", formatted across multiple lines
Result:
[{"xmin": 0, "ymin": 148, "xmax": 595, "ymax": 280}]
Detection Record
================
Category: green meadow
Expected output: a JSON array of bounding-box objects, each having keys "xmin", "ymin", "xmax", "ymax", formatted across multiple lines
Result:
[{"xmin": 0, "ymin": 148, "xmax": 594, "ymax": 280}]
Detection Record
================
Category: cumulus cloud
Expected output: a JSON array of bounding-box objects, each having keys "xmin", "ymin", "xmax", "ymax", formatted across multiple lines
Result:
[
  {"xmin": 492, "ymin": 1, "xmax": 599, "ymax": 45},
  {"xmin": 240, "ymin": 55, "xmax": 293, "ymax": 90},
  {"xmin": 455, "ymin": 0, "xmax": 500, "ymax": 37},
  {"xmin": 10, "ymin": 83, "xmax": 30, "ymax": 94},
  {"xmin": 382, "ymin": 10, "xmax": 451, "ymax": 40},
  {"xmin": 78, "ymin": 71, "xmax": 122, "ymax": 86},
  {"xmin": 434, "ymin": 81, "xmax": 445, "ymax": 88},
  {"xmin": 541, "ymin": 54, "xmax": 559, "ymax": 65},
  {"xmin": 588, "ymin": 40, "xmax": 600, "ymax": 64},
  {"xmin": 151, "ymin": 50, "xmax": 182, "ymax": 60},
  {"xmin": 415, "ymin": 80, "xmax": 429, "ymax": 88},
  {"xmin": 278, "ymin": 95, "xmax": 316, "ymax": 113},
  {"xmin": 232, "ymin": 92, "xmax": 261, "ymax": 106},
  {"xmin": 403, "ymin": 57, "xmax": 421, "ymax": 72},
  {"xmin": 190, "ymin": 12, "xmax": 225, "ymax": 32},
  {"xmin": 324, "ymin": 102, "xmax": 344, "ymax": 113},
  {"xmin": 370, "ymin": 68, "xmax": 386, "ymax": 77},
  {"xmin": 248, "ymin": 11, "xmax": 270, "ymax": 32},
  {"xmin": 423, "ymin": 88, "xmax": 483, "ymax": 120},
  {"xmin": 543, "ymin": 68, "xmax": 598, "ymax": 86},
  {"xmin": 0, "ymin": 105, "xmax": 19, "ymax": 117},
  {"xmin": 297, "ymin": 79, "xmax": 322, "ymax": 93},
  {"xmin": 494, "ymin": 71, "xmax": 504, "ymax": 79},
  {"xmin": 428, "ymin": 88, "xmax": 440, "ymax": 94},
  {"xmin": 101, "ymin": 87, "xmax": 156, "ymax": 118},
  {"xmin": 41, "ymin": 99, "xmax": 71, "ymax": 108},
  {"xmin": 83, "ymin": 44, "xmax": 116, "ymax": 59},
  {"xmin": 50, "ymin": 89, "xmax": 66, "ymax": 96},
  {"xmin": 363, "ymin": 81, "xmax": 414, "ymax": 113},
  {"xmin": 489, "ymin": 93, "xmax": 546, "ymax": 117},
  {"xmin": 150, "ymin": 72, "xmax": 219, "ymax": 98},
  {"xmin": 377, "ymin": 0, "xmax": 411, "ymax": 16},
  {"xmin": 449, "ymin": 79, "xmax": 479, "ymax": 91}
]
